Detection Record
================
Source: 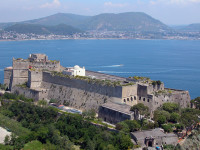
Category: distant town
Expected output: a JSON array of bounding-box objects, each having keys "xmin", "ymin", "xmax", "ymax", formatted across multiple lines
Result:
[{"xmin": 0, "ymin": 30, "xmax": 200, "ymax": 40}]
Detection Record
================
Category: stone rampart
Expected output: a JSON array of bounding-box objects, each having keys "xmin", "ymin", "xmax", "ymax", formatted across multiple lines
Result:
[
  {"xmin": 30, "ymin": 61, "xmax": 60, "ymax": 72},
  {"xmin": 42, "ymin": 72, "xmax": 122, "ymax": 98},
  {"xmin": 11, "ymin": 86, "xmax": 40, "ymax": 100},
  {"xmin": 27, "ymin": 70, "xmax": 43, "ymax": 88},
  {"xmin": 4, "ymin": 68, "xmax": 13, "ymax": 90},
  {"xmin": 152, "ymin": 89, "xmax": 191, "ymax": 112}
]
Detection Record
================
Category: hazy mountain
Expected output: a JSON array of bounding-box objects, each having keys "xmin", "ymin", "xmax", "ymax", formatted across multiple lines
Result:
[
  {"xmin": 177, "ymin": 23, "xmax": 200, "ymax": 32},
  {"xmin": 24, "ymin": 13, "xmax": 91, "ymax": 27},
  {"xmin": 4, "ymin": 23, "xmax": 82, "ymax": 35},
  {"xmin": 1, "ymin": 12, "xmax": 173, "ymax": 33},
  {"xmin": 79, "ymin": 12, "xmax": 172, "ymax": 32}
]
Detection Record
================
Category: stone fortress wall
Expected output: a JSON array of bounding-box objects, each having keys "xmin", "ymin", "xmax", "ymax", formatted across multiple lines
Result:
[{"xmin": 5, "ymin": 54, "xmax": 191, "ymax": 114}]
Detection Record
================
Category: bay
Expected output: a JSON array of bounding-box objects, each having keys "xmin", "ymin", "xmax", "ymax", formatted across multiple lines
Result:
[{"xmin": 0, "ymin": 39, "xmax": 199, "ymax": 99}]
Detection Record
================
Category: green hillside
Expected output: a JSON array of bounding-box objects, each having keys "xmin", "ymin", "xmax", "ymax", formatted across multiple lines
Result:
[
  {"xmin": 2, "ymin": 12, "xmax": 173, "ymax": 33},
  {"xmin": 4, "ymin": 23, "xmax": 83, "ymax": 35},
  {"xmin": 178, "ymin": 23, "xmax": 200, "ymax": 32},
  {"xmin": 24, "ymin": 13, "xmax": 91, "ymax": 27},
  {"xmin": 79, "ymin": 12, "xmax": 171, "ymax": 32}
]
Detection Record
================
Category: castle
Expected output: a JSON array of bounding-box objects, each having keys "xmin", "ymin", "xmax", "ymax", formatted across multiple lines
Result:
[{"xmin": 4, "ymin": 54, "xmax": 191, "ymax": 122}]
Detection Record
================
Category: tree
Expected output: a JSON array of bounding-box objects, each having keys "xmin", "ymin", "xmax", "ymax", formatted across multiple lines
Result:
[
  {"xmin": 124, "ymin": 120, "xmax": 141, "ymax": 132},
  {"xmin": 130, "ymin": 103, "xmax": 149, "ymax": 119},
  {"xmin": 170, "ymin": 112, "xmax": 180, "ymax": 123},
  {"xmin": 175, "ymin": 123, "xmax": 184, "ymax": 132},
  {"xmin": 4, "ymin": 135, "xmax": 10, "ymax": 145},
  {"xmin": 116, "ymin": 121, "xmax": 130, "ymax": 133},
  {"xmin": 157, "ymin": 115, "xmax": 166, "ymax": 126},
  {"xmin": 162, "ymin": 124, "xmax": 173, "ymax": 132},
  {"xmin": 82, "ymin": 109, "xmax": 96, "ymax": 120},
  {"xmin": 154, "ymin": 110, "xmax": 170, "ymax": 122},
  {"xmin": 162, "ymin": 102, "xmax": 179, "ymax": 113},
  {"xmin": 117, "ymin": 133, "xmax": 133, "ymax": 150},
  {"xmin": 37, "ymin": 100, "xmax": 47, "ymax": 107},
  {"xmin": 191, "ymin": 97, "xmax": 200, "ymax": 110}
]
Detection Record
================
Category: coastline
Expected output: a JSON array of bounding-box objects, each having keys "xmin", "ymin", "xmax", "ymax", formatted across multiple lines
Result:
[{"xmin": 0, "ymin": 37, "xmax": 199, "ymax": 42}]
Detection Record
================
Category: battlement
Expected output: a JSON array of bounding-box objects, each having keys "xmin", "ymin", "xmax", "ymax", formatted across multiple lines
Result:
[
  {"xmin": 4, "ymin": 53, "xmax": 191, "ymax": 114},
  {"xmin": 29, "ymin": 54, "xmax": 48, "ymax": 62}
]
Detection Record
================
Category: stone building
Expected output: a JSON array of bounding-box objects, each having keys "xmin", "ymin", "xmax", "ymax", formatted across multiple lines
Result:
[
  {"xmin": 4, "ymin": 54, "xmax": 191, "ymax": 116},
  {"xmin": 98, "ymin": 102, "xmax": 135, "ymax": 124},
  {"xmin": 131, "ymin": 128, "xmax": 178, "ymax": 148},
  {"xmin": 63, "ymin": 65, "xmax": 85, "ymax": 76}
]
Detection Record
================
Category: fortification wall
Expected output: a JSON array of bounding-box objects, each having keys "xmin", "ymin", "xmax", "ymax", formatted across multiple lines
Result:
[
  {"xmin": 12, "ymin": 60, "xmax": 29, "ymax": 87},
  {"xmin": 122, "ymin": 85, "xmax": 138, "ymax": 106},
  {"xmin": 27, "ymin": 70, "xmax": 42, "ymax": 88},
  {"xmin": 11, "ymin": 86, "xmax": 40, "ymax": 100},
  {"xmin": 137, "ymin": 83, "xmax": 164, "ymax": 97},
  {"xmin": 152, "ymin": 89, "xmax": 191, "ymax": 112},
  {"xmin": 147, "ymin": 83, "xmax": 164, "ymax": 94},
  {"xmin": 41, "ymin": 81, "xmax": 121, "ymax": 110},
  {"xmin": 137, "ymin": 84, "xmax": 148, "ymax": 97},
  {"xmin": 4, "ymin": 68, "xmax": 13, "ymax": 89},
  {"xmin": 42, "ymin": 72, "xmax": 122, "ymax": 98},
  {"xmin": 30, "ymin": 61, "xmax": 60, "ymax": 72},
  {"xmin": 41, "ymin": 72, "xmax": 125, "ymax": 110}
]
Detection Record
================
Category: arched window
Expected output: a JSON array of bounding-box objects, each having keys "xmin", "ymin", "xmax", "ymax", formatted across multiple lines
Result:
[
  {"xmin": 127, "ymin": 98, "xmax": 129, "ymax": 101},
  {"xmin": 124, "ymin": 99, "xmax": 126, "ymax": 102},
  {"xmin": 143, "ymin": 98, "xmax": 145, "ymax": 101},
  {"xmin": 134, "ymin": 96, "xmax": 136, "ymax": 100},
  {"xmin": 131, "ymin": 97, "xmax": 133, "ymax": 101}
]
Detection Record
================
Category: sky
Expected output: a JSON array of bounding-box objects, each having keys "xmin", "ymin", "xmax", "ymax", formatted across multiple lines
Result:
[{"xmin": 0, "ymin": 0, "xmax": 200, "ymax": 25}]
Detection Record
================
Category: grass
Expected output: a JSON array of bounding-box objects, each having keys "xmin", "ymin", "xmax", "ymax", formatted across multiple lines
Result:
[
  {"xmin": 91, "ymin": 119, "xmax": 115, "ymax": 129},
  {"xmin": 23, "ymin": 140, "xmax": 44, "ymax": 150},
  {"xmin": 0, "ymin": 144, "xmax": 13, "ymax": 150},
  {"xmin": 0, "ymin": 113, "xmax": 31, "ymax": 136}
]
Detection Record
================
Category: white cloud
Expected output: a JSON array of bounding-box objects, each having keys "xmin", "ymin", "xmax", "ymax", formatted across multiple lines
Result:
[
  {"xmin": 104, "ymin": 2, "xmax": 128, "ymax": 8},
  {"xmin": 40, "ymin": 0, "xmax": 61, "ymax": 9}
]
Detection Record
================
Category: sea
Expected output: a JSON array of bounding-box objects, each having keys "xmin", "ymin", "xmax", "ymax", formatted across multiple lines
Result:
[{"xmin": 0, "ymin": 39, "xmax": 199, "ymax": 99}]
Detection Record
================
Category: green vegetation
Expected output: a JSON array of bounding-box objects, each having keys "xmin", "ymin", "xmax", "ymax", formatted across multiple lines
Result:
[
  {"xmin": 0, "ymin": 113, "xmax": 31, "ymax": 136},
  {"xmin": 37, "ymin": 100, "xmax": 48, "ymax": 107},
  {"xmin": 23, "ymin": 140, "xmax": 44, "ymax": 150},
  {"xmin": 0, "ymin": 98, "xmax": 133, "ymax": 150},
  {"xmin": 178, "ymin": 126, "xmax": 200, "ymax": 149},
  {"xmin": 51, "ymin": 71, "xmax": 134, "ymax": 87},
  {"xmin": 130, "ymin": 76, "xmax": 150, "ymax": 81},
  {"xmin": 153, "ymin": 102, "xmax": 200, "ymax": 133},
  {"xmin": 116, "ymin": 120, "xmax": 141, "ymax": 132},
  {"xmin": 191, "ymin": 97, "xmax": 200, "ymax": 110},
  {"xmin": 2, "ymin": 92, "xmax": 33, "ymax": 102},
  {"xmin": 5, "ymin": 23, "xmax": 83, "ymax": 35},
  {"xmin": 151, "ymin": 80, "xmax": 162, "ymax": 86},
  {"xmin": 0, "ymin": 83, "xmax": 7, "ymax": 90},
  {"xmin": 16, "ymin": 82, "xmax": 28, "ymax": 88},
  {"xmin": 130, "ymin": 103, "xmax": 149, "ymax": 118}
]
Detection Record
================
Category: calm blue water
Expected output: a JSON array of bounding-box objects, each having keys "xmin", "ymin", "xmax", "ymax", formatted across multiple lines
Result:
[{"xmin": 0, "ymin": 39, "xmax": 199, "ymax": 99}]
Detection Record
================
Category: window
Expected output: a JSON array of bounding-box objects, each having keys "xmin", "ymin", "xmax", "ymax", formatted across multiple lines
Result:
[
  {"xmin": 124, "ymin": 99, "xmax": 126, "ymax": 102},
  {"xmin": 131, "ymin": 97, "xmax": 133, "ymax": 101},
  {"xmin": 143, "ymin": 98, "xmax": 145, "ymax": 101},
  {"xmin": 134, "ymin": 96, "xmax": 136, "ymax": 100},
  {"xmin": 127, "ymin": 98, "xmax": 129, "ymax": 101},
  {"xmin": 147, "ymin": 99, "xmax": 150, "ymax": 102},
  {"xmin": 139, "ymin": 97, "xmax": 141, "ymax": 100}
]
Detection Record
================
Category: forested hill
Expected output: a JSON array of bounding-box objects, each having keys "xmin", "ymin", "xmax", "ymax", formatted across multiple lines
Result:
[
  {"xmin": 1, "ymin": 12, "xmax": 172, "ymax": 33},
  {"xmin": 4, "ymin": 23, "xmax": 83, "ymax": 35},
  {"xmin": 177, "ymin": 23, "xmax": 200, "ymax": 32},
  {"xmin": 78, "ymin": 12, "xmax": 171, "ymax": 32}
]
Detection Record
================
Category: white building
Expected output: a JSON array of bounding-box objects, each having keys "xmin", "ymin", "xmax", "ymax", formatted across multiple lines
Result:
[{"xmin": 63, "ymin": 65, "xmax": 85, "ymax": 76}]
